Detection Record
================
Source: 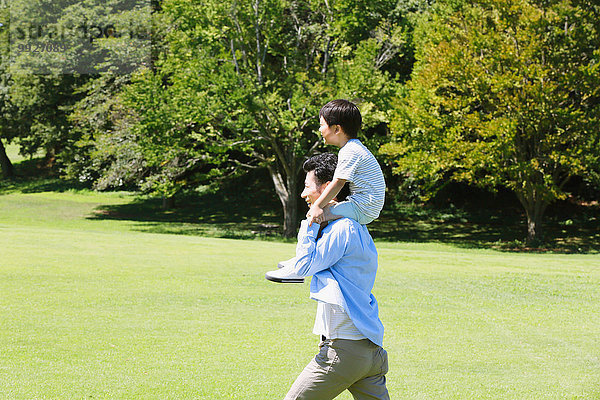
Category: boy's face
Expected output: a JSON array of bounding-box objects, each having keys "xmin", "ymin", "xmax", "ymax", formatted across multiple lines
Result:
[{"xmin": 319, "ymin": 115, "xmax": 339, "ymax": 146}]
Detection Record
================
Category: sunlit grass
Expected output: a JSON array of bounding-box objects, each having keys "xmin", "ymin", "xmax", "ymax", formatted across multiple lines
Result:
[
  {"xmin": 4, "ymin": 142, "xmax": 44, "ymax": 164},
  {"xmin": 1, "ymin": 186, "xmax": 599, "ymax": 399}
]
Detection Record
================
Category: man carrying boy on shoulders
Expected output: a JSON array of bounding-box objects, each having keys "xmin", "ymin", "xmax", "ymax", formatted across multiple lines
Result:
[
  {"xmin": 268, "ymin": 99, "xmax": 386, "ymax": 283},
  {"xmin": 279, "ymin": 153, "xmax": 390, "ymax": 400}
]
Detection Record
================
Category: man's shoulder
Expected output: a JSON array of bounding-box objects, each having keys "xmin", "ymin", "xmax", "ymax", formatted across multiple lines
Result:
[
  {"xmin": 326, "ymin": 217, "xmax": 370, "ymax": 237},
  {"xmin": 328, "ymin": 217, "xmax": 354, "ymax": 229}
]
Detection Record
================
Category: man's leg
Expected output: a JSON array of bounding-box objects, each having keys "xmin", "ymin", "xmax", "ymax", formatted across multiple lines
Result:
[
  {"xmin": 347, "ymin": 346, "xmax": 390, "ymax": 400},
  {"xmin": 284, "ymin": 341, "xmax": 351, "ymax": 400},
  {"xmin": 285, "ymin": 339, "xmax": 384, "ymax": 400}
]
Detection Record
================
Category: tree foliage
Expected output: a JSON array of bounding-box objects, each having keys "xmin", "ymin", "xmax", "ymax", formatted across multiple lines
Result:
[
  {"xmin": 0, "ymin": 0, "xmax": 152, "ymax": 176},
  {"xmin": 0, "ymin": 5, "xmax": 16, "ymax": 177},
  {"xmin": 383, "ymin": 0, "xmax": 600, "ymax": 243},
  {"xmin": 110, "ymin": 0, "xmax": 409, "ymax": 236}
]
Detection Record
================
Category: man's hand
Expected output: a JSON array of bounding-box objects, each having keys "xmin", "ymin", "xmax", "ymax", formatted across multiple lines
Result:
[{"xmin": 308, "ymin": 204, "xmax": 324, "ymax": 226}]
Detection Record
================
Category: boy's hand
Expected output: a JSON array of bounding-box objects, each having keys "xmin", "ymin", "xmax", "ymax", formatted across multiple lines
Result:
[{"xmin": 308, "ymin": 204, "xmax": 324, "ymax": 226}]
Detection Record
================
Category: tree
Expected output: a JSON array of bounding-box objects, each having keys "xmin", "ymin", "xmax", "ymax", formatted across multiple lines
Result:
[
  {"xmin": 2, "ymin": 0, "xmax": 152, "ymax": 176},
  {"xmin": 383, "ymin": 0, "xmax": 600, "ymax": 244},
  {"xmin": 0, "ymin": 4, "xmax": 17, "ymax": 177},
  {"xmin": 61, "ymin": 1, "xmax": 162, "ymax": 194},
  {"xmin": 142, "ymin": 0, "xmax": 405, "ymax": 236}
]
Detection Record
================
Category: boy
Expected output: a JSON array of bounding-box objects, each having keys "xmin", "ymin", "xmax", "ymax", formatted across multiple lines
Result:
[
  {"xmin": 266, "ymin": 99, "xmax": 385, "ymax": 283},
  {"xmin": 308, "ymin": 99, "xmax": 385, "ymax": 226}
]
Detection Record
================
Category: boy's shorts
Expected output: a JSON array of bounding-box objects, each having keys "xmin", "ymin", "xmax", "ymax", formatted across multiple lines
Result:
[{"xmin": 329, "ymin": 201, "xmax": 374, "ymax": 225}]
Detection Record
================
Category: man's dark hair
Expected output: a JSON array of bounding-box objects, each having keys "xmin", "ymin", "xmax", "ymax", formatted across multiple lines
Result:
[
  {"xmin": 303, "ymin": 153, "xmax": 350, "ymax": 201},
  {"xmin": 303, "ymin": 153, "xmax": 336, "ymax": 184},
  {"xmin": 319, "ymin": 99, "xmax": 362, "ymax": 139}
]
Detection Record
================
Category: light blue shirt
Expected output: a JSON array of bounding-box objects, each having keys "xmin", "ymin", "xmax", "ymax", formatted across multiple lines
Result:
[{"xmin": 292, "ymin": 218, "xmax": 385, "ymax": 347}]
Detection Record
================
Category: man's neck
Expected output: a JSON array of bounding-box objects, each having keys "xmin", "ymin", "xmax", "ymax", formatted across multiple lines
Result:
[{"xmin": 316, "ymin": 221, "xmax": 330, "ymax": 239}]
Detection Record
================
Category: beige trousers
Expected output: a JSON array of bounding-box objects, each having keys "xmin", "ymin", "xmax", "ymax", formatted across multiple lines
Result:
[{"xmin": 284, "ymin": 338, "xmax": 390, "ymax": 400}]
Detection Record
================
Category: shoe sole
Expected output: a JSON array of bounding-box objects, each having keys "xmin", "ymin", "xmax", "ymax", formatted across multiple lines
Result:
[{"xmin": 265, "ymin": 274, "xmax": 304, "ymax": 283}]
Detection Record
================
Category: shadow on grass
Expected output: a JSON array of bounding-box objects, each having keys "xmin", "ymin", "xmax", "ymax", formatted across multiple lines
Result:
[
  {"xmin": 3, "ymin": 158, "xmax": 598, "ymax": 253},
  {"xmin": 370, "ymin": 204, "xmax": 522, "ymax": 245},
  {"xmin": 88, "ymin": 188, "xmax": 289, "ymax": 241},
  {"xmin": 0, "ymin": 158, "xmax": 90, "ymax": 194},
  {"xmin": 88, "ymin": 188, "xmax": 600, "ymax": 253},
  {"xmin": 369, "ymin": 200, "xmax": 600, "ymax": 254}
]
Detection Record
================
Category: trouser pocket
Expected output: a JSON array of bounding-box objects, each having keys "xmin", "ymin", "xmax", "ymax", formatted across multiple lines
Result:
[
  {"xmin": 378, "ymin": 347, "xmax": 389, "ymax": 376},
  {"xmin": 314, "ymin": 343, "xmax": 339, "ymax": 373}
]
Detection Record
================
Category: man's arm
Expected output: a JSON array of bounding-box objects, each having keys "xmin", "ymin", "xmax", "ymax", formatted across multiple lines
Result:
[
  {"xmin": 308, "ymin": 178, "xmax": 347, "ymax": 226},
  {"xmin": 293, "ymin": 219, "xmax": 349, "ymax": 277}
]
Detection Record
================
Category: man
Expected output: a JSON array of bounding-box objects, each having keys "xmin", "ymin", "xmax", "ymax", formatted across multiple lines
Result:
[{"xmin": 271, "ymin": 153, "xmax": 390, "ymax": 400}]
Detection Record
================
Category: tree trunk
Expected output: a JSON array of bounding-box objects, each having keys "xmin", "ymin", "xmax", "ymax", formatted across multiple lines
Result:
[
  {"xmin": 162, "ymin": 195, "xmax": 175, "ymax": 210},
  {"xmin": 283, "ymin": 174, "xmax": 299, "ymax": 238},
  {"xmin": 268, "ymin": 166, "xmax": 299, "ymax": 238},
  {"xmin": 516, "ymin": 191, "xmax": 548, "ymax": 246},
  {"xmin": 0, "ymin": 139, "xmax": 15, "ymax": 178},
  {"xmin": 525, "ymin": 203, "xmax": 546, "ymax": 246}
]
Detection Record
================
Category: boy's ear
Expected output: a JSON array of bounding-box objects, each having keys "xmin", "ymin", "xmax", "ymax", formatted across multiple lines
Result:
[{"xmin": 336, "ymin": 125, "xmax": 348, "ymax": 138}]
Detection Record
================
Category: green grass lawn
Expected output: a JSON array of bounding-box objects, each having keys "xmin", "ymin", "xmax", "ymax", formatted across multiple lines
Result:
[
  {"xmin": 1, "ymin": 186, "xmax": 599, "ymax": 398},
  {"xmin": 5, "ymin": 142, "xmax": 23, "ymax": 163},
  {"xmin": 5, "ymin": 142, "xmax": 44, "ymax": 164}
]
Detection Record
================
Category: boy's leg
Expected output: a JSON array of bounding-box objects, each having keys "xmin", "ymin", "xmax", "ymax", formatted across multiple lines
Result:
[
  {"xmin": 327, "ymin": 201, "xmax": 375, "ymax": 225},
  {"xmin": 325, "ymin": 201, "xmax": 359, "ymax": 222}
]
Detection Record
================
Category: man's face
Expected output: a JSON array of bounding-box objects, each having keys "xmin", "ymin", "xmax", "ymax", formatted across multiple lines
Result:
[
  {"xmin": 319, "ymin": 115, "xmax": 338, "ymax": 145},
  {"xmin": 301, "ymin": 170, "xmax": 324, "ymax": 207}
]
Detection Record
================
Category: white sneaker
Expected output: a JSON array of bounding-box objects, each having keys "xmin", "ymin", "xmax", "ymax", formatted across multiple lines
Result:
[
  {"xmin": 277, "ymin": 256, "xmax": 297, "ymax": 269},
  {"xmin": 265, "ymin": 263, "xmax": 304, "ymax": 283}
]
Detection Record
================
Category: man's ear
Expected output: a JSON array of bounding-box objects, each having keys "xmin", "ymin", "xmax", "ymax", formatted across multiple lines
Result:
[{"xmin": 320, "ymin": 181, "xmax": 331, "ymax": 192}]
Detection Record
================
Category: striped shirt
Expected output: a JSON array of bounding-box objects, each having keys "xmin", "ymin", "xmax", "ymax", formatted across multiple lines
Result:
[
  {"xmin": 313, "ymin": 302, "xmax": 367, "ymax": 340},
  {"xmin": 333, "ymin": 139, "xmax": 386, "ymax": 221},
  {"xmin": 294, "ymin": 218, "xmax": 385, "ymax": 347}
]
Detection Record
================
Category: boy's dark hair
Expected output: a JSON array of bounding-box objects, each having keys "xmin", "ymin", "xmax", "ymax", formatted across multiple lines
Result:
[
  {"xmin": 303, "ymin": 153, "xmax": 350, "ymax": 201},
  {"xmin": 319, "ymin": 99, "xmax": 362, "ymax": 139}
]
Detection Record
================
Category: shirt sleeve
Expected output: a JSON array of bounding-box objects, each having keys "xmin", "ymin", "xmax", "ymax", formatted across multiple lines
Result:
[
  {"xmin": 333, "ymin": 146, "xmax": 361, "ymax": 181},
  {"xmin": 293, "ymin": 220, "xmax": 349, "ymax": 277}
]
